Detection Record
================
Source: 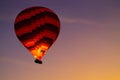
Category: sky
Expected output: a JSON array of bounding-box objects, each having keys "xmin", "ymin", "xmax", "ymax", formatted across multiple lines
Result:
[{"xmin": 0, "ymin": 0, "xmax": 120, "ymax": 80}]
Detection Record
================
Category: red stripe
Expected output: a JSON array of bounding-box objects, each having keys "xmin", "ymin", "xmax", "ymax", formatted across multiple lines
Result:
[
  {"xmin": 15, "ymin": 7, "xmax": 54, "ymax": 23},
  {"xmin": 23, "ymin": 33, "xmax": 43, "ymax": 47},
  {"xmin": 15, "ymin": 17, "xmax": 60, "ymax": 36},
  {"xmin": 21, "ymin": 30, "xmax": 57, "ymax": 48}
]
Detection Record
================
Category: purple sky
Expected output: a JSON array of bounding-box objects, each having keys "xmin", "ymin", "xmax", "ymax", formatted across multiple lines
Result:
[{"xmin": 0, "ymin": 0, "xmax": 120, "ymax": 80}]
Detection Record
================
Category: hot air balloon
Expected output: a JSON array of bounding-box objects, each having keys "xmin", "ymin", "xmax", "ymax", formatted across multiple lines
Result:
[{"xmin": 14, "ymin": 6, "xmax": 60, "ymax": 64}]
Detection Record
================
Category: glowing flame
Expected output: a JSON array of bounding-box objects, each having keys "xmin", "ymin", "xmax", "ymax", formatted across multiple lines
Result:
[{"xmin": 31, "ymin": 45, "xmax": 49, "ymax": 60}]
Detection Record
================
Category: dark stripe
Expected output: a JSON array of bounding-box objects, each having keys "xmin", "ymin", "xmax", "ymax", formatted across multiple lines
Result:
[
  {"xmin": 15, "ymin": 11, "xmax": 59, "ymax": 30},
  {"xmin": 17, "ymin": 23, "xmax": 59, "ymax": 42},
  {"xmin": 37, "ymin": 37, "xmax": 53, "ymax": 45},
  {"xmin": 18, "ymin": 7, "xmax": 40, "ymax": 16},
  {"xmin": 26, "ymin": 37, "xmax": 54, "ymax": 49}
]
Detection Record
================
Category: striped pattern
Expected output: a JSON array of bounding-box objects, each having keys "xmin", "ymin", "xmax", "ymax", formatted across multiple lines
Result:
[{"xmin": 14, "ymin": 6, "xmax": 60, "ymax": 60}]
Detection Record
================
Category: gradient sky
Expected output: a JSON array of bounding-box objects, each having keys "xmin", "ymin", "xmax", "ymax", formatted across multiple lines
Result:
[{"xmin": 0, "ymin": 0, "xmax": 120, "ymax": 80}]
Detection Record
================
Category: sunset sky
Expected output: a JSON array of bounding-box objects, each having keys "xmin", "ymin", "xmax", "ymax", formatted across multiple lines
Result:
[{"xmin": 0, "ymin": 0, "xmax": 120, "ymax": 80}]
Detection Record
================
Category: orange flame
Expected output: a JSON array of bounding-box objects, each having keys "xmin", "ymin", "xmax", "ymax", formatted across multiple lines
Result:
[{"xmin": 30, "ymin": 45, "xmax": 49, "ymax": 60}]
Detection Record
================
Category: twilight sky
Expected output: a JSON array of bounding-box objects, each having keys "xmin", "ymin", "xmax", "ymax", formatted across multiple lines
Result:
[{"xmin": 0, "ymin": 0, "xmax": 120, "ymax": 80}]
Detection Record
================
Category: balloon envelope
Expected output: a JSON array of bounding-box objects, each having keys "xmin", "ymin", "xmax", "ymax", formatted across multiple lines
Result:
[{"xmin": 14, "ymin": 6, "xmax": 60, "ymax": 63}]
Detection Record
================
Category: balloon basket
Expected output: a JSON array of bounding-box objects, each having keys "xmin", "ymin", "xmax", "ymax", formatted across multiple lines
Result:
[{"xmin": 34, "ymin": 59, "xmax": 42, "ymax": 64}]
